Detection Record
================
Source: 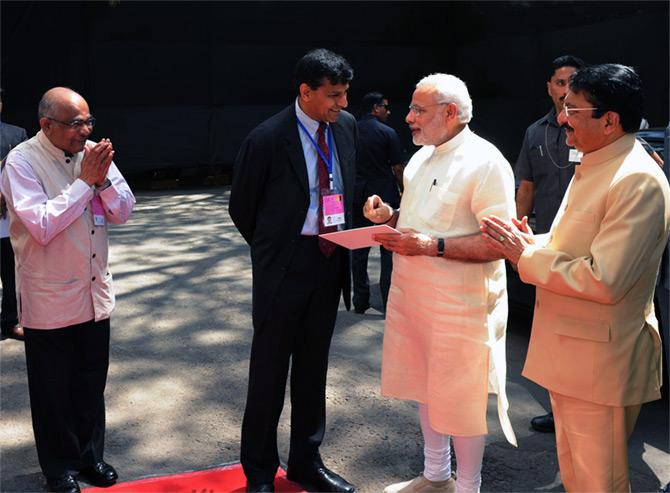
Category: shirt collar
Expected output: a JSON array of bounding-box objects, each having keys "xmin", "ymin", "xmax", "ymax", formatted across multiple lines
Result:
[
  {"xmin": 433, "ymin": 125, "xmax": 471, "ymax": 155},
  {"xmin": 539, "ymin": 107, "xmax": 561, "ymax": 128},
  {"xmin": 580, "ymin": 133, "xmax": 636, "ymax": 167},
  {"xmin": 295, "ymin": 98, "xmax": 328, "ymax": 135}
]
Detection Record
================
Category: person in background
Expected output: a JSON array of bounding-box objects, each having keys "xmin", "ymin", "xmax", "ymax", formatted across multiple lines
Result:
[
  {"xmin": 513, "ymin": 55, "xmax": 586, "ymax": 433},
  {"xmin": 352, "ymin": 91, "xmax": 404, "ymax": 314},
  {"xmin": 0, "ymin": 87, "xmax": 28, "ymax": 341}
]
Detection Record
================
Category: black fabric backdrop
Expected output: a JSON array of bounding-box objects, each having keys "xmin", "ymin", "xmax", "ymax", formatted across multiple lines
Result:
[{"xmin": 1, "ymin": 1, "xmax": 668, "ymax": 178}]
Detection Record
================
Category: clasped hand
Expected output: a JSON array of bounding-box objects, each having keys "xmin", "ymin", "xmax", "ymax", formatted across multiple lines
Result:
[
  {"xmin": 480, "ymin": 215, "xmax": 535, "ymax": 266},
  {"xmin": 79, "ymin": 138, "xmax": 114, "ymax": 187}
]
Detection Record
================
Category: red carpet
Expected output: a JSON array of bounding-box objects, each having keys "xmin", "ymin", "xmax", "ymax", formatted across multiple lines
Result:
[{"xmin": 83, "ymin": 463, "xmax": 306, "ymax": 493}]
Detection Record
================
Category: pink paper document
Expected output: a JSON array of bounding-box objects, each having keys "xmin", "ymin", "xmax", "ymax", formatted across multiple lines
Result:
[{"xmin": 319, "ymin": 224, "xmax": 400, "ymax": 250}]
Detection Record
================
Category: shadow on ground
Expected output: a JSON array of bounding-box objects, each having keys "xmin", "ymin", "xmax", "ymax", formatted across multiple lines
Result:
[{"xmin": 1, "ymin": 188, "xmax": 667, "ymax": 493}]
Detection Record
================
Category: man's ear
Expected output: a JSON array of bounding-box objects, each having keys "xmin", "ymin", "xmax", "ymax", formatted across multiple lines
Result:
[
  {"xmin": 299, "ymin": 83, "xmax": 312, "ymax": 102},
  {"xmin": 445, "ymin": 102, "xmax": 458, "ymax": 121},
  {"xmin": 603, "ymin": 111, "xmax": 621, "ymax": 134},
  {"xmin": 39, "ymin": 117, "xmax": 51, "ymax": 134}
]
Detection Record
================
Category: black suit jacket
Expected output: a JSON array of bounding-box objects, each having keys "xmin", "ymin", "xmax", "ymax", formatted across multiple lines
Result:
[
  {"xmin": 229, "ymin": 104, "xmax": 357, "ymax": 327},
  {"xmin": 1, "ymin": 122, "xmax": 28, "ymax": 162}
]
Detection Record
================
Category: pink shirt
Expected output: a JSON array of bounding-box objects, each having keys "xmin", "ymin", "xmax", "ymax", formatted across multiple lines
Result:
[{"xmin": 0, "ymin": 131, "xmax": 135, "ymax": 329}]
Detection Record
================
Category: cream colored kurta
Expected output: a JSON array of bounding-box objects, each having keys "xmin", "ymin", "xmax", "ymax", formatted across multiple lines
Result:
[
  {"xmin": 520, "ymin": 134, "xmax": 669, "ymax": 406},
  {"xmin": 381, "ymin": 126, "xmax": 517, "ymax": 445}
]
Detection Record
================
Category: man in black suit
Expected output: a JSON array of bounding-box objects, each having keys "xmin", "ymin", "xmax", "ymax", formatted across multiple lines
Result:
[
  {"xmin": 229, "ymin": 49, "xmax": 357, "ymax": 493},
  {"xmin": 352, "ymin": 92, "xmax": 403, "ymax": 314},
  {"xmin": 1, "ymin": 88, "xmax": 28, "ymax": 341}
]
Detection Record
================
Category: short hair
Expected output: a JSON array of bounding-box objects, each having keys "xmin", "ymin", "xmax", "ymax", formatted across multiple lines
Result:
[
  {"xmin": 38, "ymin": 94, "xmax": 57, "ymax": 120},
  {"xmin": 548, "ymin": 55, "xmax": 586, "ymax": 81},
  {"xmin": 416, "ymin": 73, "xmax": 472, "ymax": 123},
  {"xmin": 294, "ymin": 48, "xmax": 354, "ymax": 92},
  {"xmin": 569, "ymin": 64, "xmax": 643, "ymax": 133},
  {"xmin": 361, "ymin": 92, "xmax": 386, "ymax": 113}
]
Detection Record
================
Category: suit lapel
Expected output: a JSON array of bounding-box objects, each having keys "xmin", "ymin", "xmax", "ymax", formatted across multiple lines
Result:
[{"xmin": 281, "ymin": 106, "xmax": 309, "ymax": 198}]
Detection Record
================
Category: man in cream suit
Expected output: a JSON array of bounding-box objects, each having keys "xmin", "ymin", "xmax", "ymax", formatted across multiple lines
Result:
[{"xmin": 481, "ymin": 64, "xmax": 670, "ymax": 492}]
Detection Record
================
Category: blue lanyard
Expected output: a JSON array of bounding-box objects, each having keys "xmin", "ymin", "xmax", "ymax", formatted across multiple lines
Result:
[{"xmin": 297, "ymin": 120, "xmax": 335, "ymax": 190}]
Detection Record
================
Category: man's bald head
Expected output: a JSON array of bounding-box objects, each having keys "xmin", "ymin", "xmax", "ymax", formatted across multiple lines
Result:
[
  {"xmin": 38, "ymin": 87, "xmax": 86, "ymax": 120},
  {"xmin": 38, "ymin": 87, "xmax": 93, "ymax": 155}
]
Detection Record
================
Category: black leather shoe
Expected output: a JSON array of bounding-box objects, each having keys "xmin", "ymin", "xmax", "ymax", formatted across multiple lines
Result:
[
  {"xmin": 246, "ymin": 481, "xmax": 274, "ymax": 492},
  {"xmin": 530, "ymin": 411, "xmax": 555, "ymax": 433},
  {"xmin": 79, "ymin": 461, "xmax": 118, "ymax": 487},
  {"xmin": 245, "ymin": 481, "xmax": 275, "ymax": 493},
  {"xmin": 287, "ymin": 465, "xmax": 355, "ymax": 493},
  {"xmin": 46, "ymin": 475, "xmax": 80, "ymax": 493},
  {"xmin": 353, "ymin": 305, "xmax": 369, "ymax": 314}
]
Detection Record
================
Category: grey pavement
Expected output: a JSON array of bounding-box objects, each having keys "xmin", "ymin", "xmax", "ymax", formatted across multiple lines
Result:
[{"xmin": 1, "ymin": 188, "xmax": 668, "ymax": 493}]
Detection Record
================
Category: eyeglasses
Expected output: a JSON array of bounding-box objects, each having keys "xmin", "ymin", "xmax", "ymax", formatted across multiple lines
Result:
[
  {"xmin": 377, "ymin": 103, "xmax": 389, "ymax": 109},
  {"xmin": 562, "ymin": 106, "xmax": 600, "ymax": 118},
  {"xmin": 408, "ymin": 102, "xmax": 447, "ymax": 117},
  {"xmin": 47, "ymin": 117, "xmax": 96, "ymax": 129}
]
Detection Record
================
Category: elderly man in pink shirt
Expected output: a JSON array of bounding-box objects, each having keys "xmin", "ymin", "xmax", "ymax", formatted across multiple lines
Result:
[{"xmin": 1, "ymin": 87, "xmax": 135, "ymax": 493}]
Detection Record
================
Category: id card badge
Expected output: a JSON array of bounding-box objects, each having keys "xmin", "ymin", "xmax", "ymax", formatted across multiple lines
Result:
[
  {"xmin": 91, "ymin": 195, "xmax": 106, "ymax": 227},
  {"xmin": 322, "ymin": 192, "xmax": 345, "ymax": 227},
  {"xmin": 569, "ymin": 148, "xmax": 582, "ymax": 163}
]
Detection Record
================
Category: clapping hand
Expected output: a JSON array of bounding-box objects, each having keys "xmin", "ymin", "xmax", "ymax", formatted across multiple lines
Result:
[{"xmin": 480, "ymin": 215, "xmax": 535, "ymax": 267}]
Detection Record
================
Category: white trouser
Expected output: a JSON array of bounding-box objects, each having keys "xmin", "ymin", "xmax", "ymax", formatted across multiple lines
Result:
[{"xmin": 419, "ymin": 404, "xmax": 485, "ymax": 493}]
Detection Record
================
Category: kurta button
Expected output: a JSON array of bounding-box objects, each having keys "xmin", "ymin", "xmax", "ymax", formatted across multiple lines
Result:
[
  {"xmin": 575, "ymin": 172, "xmax": 581, "ymax": 180},
  {"xmin": 92, "ymin": 253, "xmax": 96, "ymax": 258},
  {"xmin": 92, "ymin": 276, "xmax": 96, "ymax": 281},
  {"xmin": 65, "ymin": 159, "xmax": 71, "ymax": 163},
  {"xmin": 535, "ymin": 300, "xmax": 540, "ymax": 308},
  {"xmin": 91, "ymin": 230, "xmax": 95, "ymax": 234}
]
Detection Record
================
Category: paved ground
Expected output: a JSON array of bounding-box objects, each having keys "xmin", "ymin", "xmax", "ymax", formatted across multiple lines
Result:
[{"xmin": 1, "ymin": 188, "xmax": 668, "ymax": 493}]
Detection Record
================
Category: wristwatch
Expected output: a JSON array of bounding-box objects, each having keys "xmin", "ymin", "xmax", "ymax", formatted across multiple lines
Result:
[
  {"xmin": 96, "ymin": 178, "xmax": 112, "ymax": 191},
  {"xmin": 436, "ymin": 237, "xmax": 445, "ymax": 257}
]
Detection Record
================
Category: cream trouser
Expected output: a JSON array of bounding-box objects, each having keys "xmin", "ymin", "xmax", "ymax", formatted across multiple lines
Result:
[
  {"xmin": 419, "ymin": 404, "xmax": 486, "ymax": 493},
  {"xmin": 550, "ymin": 392, "xmax": 641, "ymax": 493}
]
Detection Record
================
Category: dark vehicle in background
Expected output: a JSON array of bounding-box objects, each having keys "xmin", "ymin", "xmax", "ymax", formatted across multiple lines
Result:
[{"xmin": 637, "ymin": 127, "xmax": 666, "ymax": 155}]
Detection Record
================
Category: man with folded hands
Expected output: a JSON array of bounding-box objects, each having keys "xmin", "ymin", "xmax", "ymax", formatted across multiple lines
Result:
[{"xmin": 1, "ymin": 87, "xmax": 134, "ymax": 493}]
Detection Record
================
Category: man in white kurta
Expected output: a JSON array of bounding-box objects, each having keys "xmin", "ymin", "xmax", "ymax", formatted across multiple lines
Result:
[
  {"xmin": 1, "ymin": 87, "xmax": 134, "ymax": 493},
  {"xmin": 366, "ymin": 74, "xmax": 516, "ymax": 493}
]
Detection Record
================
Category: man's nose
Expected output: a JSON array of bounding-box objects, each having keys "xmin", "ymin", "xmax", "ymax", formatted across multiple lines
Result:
[
  {"xmin": 406, "ymin": 111, "xmax": 414, "ymax": 124},
  {"xmin": 338, "ymin": 94, "xmax": 348, "ymax": 108},
  {"xmin": 557, "ymin": 109, "xmax": 568, "ymax": 125}
]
